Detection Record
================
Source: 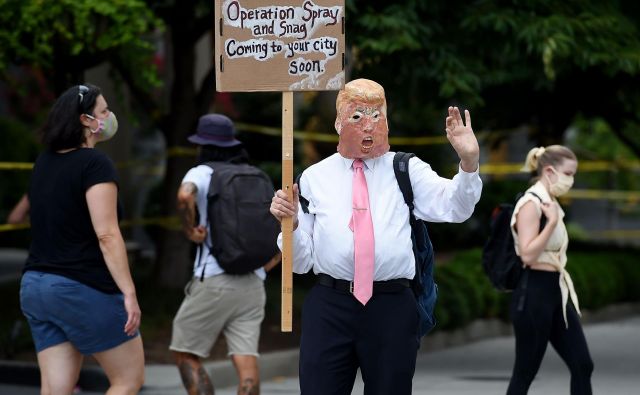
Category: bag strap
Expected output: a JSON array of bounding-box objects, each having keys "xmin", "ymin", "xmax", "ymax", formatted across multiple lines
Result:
[
  {"xmin": 525, "ymin": 191, "xmax": 547, "ymax": 229},
  {"xmin": 295, "ymin": 172, "xmax": 311, "ymax": 214},
  {"xmin": 198, "ymin": 161, "xmax": 221, "ymax": 281},
  {"xmin": 516, "ymin": 191, "xmax": 547, "ymax": 308},
  {"xmin": 393, "ymin": 152, "xmax": 416, "ymax": 213},
  {"xmin": 393, "ymin": 152, "xmax": 425, "ymax": 290}
]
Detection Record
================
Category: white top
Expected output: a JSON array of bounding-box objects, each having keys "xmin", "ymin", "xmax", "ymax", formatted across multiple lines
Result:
[
  {"xmin": 182, "ymin": 165, "xmax": 266, "ymax": 280},
  {"xmin": 278, "ymin": 152, "xmax": 482, "ymax": 281},
  {"xmin": 510, "ymin": 181, "xmax": 580, "ymax": 326}
]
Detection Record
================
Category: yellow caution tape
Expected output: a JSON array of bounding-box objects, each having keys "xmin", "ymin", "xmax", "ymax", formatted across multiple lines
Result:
[
  {"xmin": 579, "ymin": 161, "xmax": 640, "ymax": 171},
  {"xmin": 235, "ymin": 122, "xmax": 452, "ymax": 145},
  {"xmin": 0, "ymin": 223, "xmax": 30, "ymax": 232},
  {"xmin": 0, "ymin": 216, "xmax": 181, "ymax": 233},
  {"xmin": 2, "ymin": 216, "xmax": 638, "ymax": 240},
  {"xmin": 479, "ymin": 163, "xmax": 524, "ymax": 175},
  {"xmin": 0, "ymin": 162, "xmax": 33, "ymax": 170},
  {"xmin": 166, "ymin": 146, "xmax": 198, "ymax": 157},
  {"xmin": 1, "ymin": 123, "xmax": 638, "ymax": 173},
  {"xmin": 564, "ymin": 189, "xmax": 640, "ymax": 201},
  {"xmin": 480, "ymin": 161, "xmax": 640, "ymax": 175},
  {"xmin": 119, "ymin": 216, "xmax": 181, "ymax": 230},
  {"xmin": 589, "ymin": 230, "xmax": 640, "ymax": 239}
]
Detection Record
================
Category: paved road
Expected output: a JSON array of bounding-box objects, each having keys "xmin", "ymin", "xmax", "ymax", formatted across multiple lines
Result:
[{"xmin": 3, "ymin": 315, "xmax": 638, "ymax": 394}]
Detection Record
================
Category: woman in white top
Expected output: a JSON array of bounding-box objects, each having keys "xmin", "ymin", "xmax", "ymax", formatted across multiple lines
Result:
[{"xmin": 507, "ymin": 145, "xmax": 593, "ymax": 395}]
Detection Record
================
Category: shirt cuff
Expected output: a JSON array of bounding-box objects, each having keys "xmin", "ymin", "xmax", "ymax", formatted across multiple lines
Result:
[
  {"xmin": 276, "ymin": 225, "xmax": 305, "ymax": 250},
  {"xmin": 458, "ymin": 162, "xmax": 480, "ymax": 176}
]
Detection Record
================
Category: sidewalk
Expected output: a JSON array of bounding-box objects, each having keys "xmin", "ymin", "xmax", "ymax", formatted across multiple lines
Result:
[{"xmin": 3, "ymin": 314, "xmax": 639, "ymax": 394}]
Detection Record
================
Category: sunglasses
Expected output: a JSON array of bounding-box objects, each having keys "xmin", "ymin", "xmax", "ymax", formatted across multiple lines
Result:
[{"xmin": 78, "ymin": 84, "xmax": 89, "ymax": 106}]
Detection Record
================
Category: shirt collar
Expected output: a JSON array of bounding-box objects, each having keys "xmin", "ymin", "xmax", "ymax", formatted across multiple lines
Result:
[{"xmin": 339, "ymin": 155, "xmax": 378, "ymax": 172}]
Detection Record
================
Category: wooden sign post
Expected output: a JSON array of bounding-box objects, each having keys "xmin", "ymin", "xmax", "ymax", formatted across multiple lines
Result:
[
  {"xmin": 214, "ymin": 0, "xmax": 345, "ymax": 331},
  {"xmin": 281, "ymin": 91, "xmax": 294, "ymax": 331}
]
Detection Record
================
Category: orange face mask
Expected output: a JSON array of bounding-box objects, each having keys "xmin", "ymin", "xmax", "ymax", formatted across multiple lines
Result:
[{"xmin": 336, "ymin": 100, "xmax": 389, "ymax": 159}]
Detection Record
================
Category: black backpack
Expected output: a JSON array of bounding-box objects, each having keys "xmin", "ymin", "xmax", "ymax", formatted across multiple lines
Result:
[
  {"xmin": 482, "ymin": 192, "xmax": 546, "ymax": 296},
  {"xmin": 202, "ymin": 161, "xmax": 280, "ymax": 275},
  {"xmin": 393, "ymin": 152, "xmax": 438, "ymax": 338}
]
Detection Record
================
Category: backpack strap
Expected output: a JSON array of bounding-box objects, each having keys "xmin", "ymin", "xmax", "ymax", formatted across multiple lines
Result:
[
  {"xmin": 393, "ymin": 152, "xmax": 424, "ymax": 288},
  {"xmin": 195, "ymin": 162, "xmax": 218, "ymax": 281},
  {"xmin": 515, "ymin": 191, "xmax": 547, "ymax": 310},
  {"xmin": 525, "ymin": 191, "xmax": 547, "ymax": 229},
  {"xmin": 393, "ymin": 152, "xmax": 416, "ymax": 213},
  {"xmin": 295, "ymin": 172, "xmax": 311, "ymax": 214}
]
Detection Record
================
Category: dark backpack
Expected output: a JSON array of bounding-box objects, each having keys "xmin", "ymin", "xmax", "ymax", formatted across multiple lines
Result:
[
  {"xmin": 203, "ymin": 161, "xmax": 280, "ymax": 275},
  {"xmin": 393, "ymin": 152, "xmax": 438, "ymax": 338},
  {"xmin": 482, "ymin": 192, "xmax": 546, "ymax": 294}
]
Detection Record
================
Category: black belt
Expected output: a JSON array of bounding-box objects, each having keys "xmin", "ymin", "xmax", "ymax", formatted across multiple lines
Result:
[{"xmin": 317, "ymin": 273, "xmax": 410, "ymax": 294}]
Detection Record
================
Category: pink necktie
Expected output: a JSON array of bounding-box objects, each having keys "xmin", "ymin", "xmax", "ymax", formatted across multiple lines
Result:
[{"xmin": 350, "ymin": 159, "xmax": 374, "ymax": 305}]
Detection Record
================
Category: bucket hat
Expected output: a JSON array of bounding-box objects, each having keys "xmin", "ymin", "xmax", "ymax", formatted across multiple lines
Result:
[{"xmin": 187, "ymin": 114, "xmax": 241, "ymax": 147}]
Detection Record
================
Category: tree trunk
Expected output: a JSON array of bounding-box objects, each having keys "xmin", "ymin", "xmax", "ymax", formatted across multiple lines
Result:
[
  {"xmin": 155, "ymin": 155, "xmax": 194, "ymax": 288},
  {"xmin": 154, "ymin": 11, "xmax": 201, "ymax": 288}
]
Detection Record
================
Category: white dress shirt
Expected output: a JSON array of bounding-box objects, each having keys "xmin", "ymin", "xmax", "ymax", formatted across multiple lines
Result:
[{"xmin": 277, "ymin": 152, "xmax": 482, "ymax": 281}]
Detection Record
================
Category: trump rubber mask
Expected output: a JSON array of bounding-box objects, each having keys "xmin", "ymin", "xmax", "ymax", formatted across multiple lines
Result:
[{"xmin": 335, "ymin": 79, "xmax": 390, "ymax": 159}]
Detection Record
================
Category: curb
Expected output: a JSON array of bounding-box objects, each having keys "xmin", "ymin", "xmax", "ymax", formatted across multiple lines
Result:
[{"xmin": 204, "ymin": 349, "xmax": 299, "ymax": 389}]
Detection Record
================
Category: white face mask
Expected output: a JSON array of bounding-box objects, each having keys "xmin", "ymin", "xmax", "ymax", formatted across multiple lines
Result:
[
  {"xmin": 547, "ymin": 167, "xmax": 574, "ymax": 197},
  {"xmin": 86, "ymin": 112, "xmax": 118, "ymax": 142}
]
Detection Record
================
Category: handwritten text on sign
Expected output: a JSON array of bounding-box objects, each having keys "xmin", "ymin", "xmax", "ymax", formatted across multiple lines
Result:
[{"xmin": 215, "ymin": 0, "xmax": 345, "ymax": 92}]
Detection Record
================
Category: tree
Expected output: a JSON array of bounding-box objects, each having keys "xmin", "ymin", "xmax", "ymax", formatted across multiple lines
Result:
[
  {"xmin": 0, "ymin": 0, "xmax": 161, "ymax": 93},
  {"xmin": 344, "ymin": 0, "xmax": 640, "ymax": 156},
  {"xmin": 3, "ymin": 0, "xmax": 640, "ymax": 287},
  {"xmin": 0, "ymin": 0, "xmax": 214, "ymax": 287}
]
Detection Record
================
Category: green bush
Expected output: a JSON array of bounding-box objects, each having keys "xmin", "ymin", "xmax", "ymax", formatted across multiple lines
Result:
[{"xmin": 431, "ymin": 247, "xmax": 640, "ymax": 332}]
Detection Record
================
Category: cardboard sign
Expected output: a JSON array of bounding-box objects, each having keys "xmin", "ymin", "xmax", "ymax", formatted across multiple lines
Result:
[{"xmin": 215, "ymin": 0, "xmax": 345, "ymax": 92}]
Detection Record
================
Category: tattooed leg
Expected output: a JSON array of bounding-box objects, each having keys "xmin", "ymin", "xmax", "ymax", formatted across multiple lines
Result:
[
  {"xmin": 232, "ymin": 354, "xmax": 260, "ymax": 395},
  {"xmin": 238, "ymin": 378, "xmax": 259, "ymax": 395},
  {"xmin": 176, "ymin": 352, "xmax": 214, "ymax": 395}
]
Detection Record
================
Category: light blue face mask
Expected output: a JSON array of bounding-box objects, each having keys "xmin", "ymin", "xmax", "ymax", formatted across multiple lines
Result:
[{"xmin": 86, "ymin": 112, "xmax": 118, "ymax": 142}]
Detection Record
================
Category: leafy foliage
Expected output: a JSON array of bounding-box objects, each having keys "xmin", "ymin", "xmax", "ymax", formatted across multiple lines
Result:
[
  {"xmin": 345, "ymin": 0, "xmax": 640, "ymax": 154},
  {"xmin": 0, "ymin": 0, "xmax": 162, "ymax": 89}
]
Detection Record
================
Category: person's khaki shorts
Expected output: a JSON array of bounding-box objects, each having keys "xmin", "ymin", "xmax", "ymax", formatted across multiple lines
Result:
[{"xmin": 170, "ymin": 273, "xmax": 266, "ymax": 358}]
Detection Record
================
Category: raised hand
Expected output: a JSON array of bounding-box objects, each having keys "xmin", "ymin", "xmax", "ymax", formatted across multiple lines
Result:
[{"xmin": 445, "ymin": 106, "xmax": 480, "ymax": 172}]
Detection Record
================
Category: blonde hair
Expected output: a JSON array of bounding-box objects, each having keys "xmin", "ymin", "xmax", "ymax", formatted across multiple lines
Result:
[
  {"xmin": 521, "ymin": 145, "xmax": 577, "ymax": 176},
  {"xmin": 335, "ymin": 79, "xmax": 387, "ymax": 121}
]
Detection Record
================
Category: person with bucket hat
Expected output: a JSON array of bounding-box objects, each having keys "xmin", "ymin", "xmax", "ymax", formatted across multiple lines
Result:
[{"xmin": 170, "ymin": 113, "xmax": 278, "ymax": 395}]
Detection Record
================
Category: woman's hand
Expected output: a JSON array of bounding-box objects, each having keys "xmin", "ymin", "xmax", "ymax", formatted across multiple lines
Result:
[
  {"xmin": 123, "ymin": 293, "xmax": 141, "ymax": 336},
  {"xmin": 270, "ymin": 184, "xmax": 299, "ymax": 230},
  {"xmin": 540, "ymin": 201, "xmax": 559, "ymax": 227}
]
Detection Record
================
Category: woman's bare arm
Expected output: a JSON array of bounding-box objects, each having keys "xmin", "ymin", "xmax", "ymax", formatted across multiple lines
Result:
[
  {"xmin": 86, "ymin": 182, "xmax": 140, "ymax": 336},
  {"xmin": 515, "ymin": 200, "xmax": 559, "ymax": 265}
]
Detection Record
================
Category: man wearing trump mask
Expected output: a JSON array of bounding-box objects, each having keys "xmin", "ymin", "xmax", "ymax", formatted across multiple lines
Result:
[{"xmin": 270, "ymin": 78, "xmax": 483, "ymax": 394}]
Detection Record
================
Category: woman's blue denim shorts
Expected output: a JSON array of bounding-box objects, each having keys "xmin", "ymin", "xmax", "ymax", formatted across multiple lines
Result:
[{"xmin": 20, "ymin": 270, "xmax": 139, "ymax": 355}]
